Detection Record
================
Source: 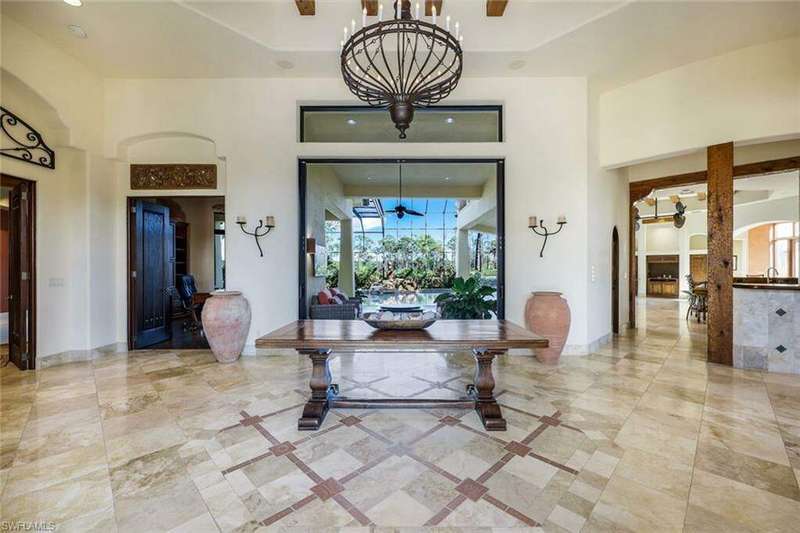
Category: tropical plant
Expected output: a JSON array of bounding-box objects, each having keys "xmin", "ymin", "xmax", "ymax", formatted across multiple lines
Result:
[
  {"xmin": 325, "ymin": 260, "xmax": 339, "ymax": 288},
  {"xmin": 434, "ymin": 274, "xmax": 497, "ymax": 319}
]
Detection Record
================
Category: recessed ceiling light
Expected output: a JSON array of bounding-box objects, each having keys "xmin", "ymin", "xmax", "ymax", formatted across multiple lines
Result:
[
  {"xmin": 509, "ymin": 59, "xmax": 526, "ymax": 71},
  {"xmin": 276, "ymin": 60, "xmax": 294, "ymax": 70},
  {"xmin": 67, "ymin": 24, "xmax": 87, "ymax": 38},
  {"xmin": 445, "ymin": 117, "xmax": 454, "ymax": 124},
  {"xmin": 63, "ymin": 0, "xmax": 82, "ymax": 6},
  {"xmin": 346, "ymin": 118, "xmax": 357, "ymax": 125}
]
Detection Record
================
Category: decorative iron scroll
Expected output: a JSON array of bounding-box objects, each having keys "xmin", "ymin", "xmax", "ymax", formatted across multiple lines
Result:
[
  {"xmin": 130, "ymin": 164, "xmax": 217, "ymax": 190},
  {"xmin": 0, "ymin": 106, "xmax": 55, "ymax": 169}
]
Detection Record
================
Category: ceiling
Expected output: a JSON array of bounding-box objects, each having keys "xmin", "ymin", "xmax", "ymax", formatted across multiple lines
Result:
[
  {"xmin": 636, "ymin": 170, "xmax": 800, "ymax": 216},
  {"xmin": 3, "ymin": 1, "xmax": 798, "ymax": 90},
  {"xmin": 322, "ymin": 162, "xmax": 496, "ymax": 187}
]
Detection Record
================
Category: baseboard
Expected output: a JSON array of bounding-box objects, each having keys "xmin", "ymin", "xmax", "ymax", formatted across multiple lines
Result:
[
  {"xmin": 242, "ymin": 344, "xmax": 296, "ymax": 357},
  {"xmin": 37, "ymin": 342, "xmax": 127, "ymax": 369}
]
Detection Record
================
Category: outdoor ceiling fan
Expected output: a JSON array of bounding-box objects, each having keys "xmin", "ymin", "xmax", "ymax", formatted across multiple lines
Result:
[{"xmin": 388, "ymin": 164, "xmax": 424, "ymax": 219}]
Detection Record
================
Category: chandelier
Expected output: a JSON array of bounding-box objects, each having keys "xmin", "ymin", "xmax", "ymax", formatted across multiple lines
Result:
[{"xmin": 340, "ymin": 1, "xmax": 463, "ymax": 139}]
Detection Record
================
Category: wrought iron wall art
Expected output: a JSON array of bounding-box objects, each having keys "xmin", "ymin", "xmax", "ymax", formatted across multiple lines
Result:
[
  {"xmin": 0, "ymin": 106, "xmax": 55, "ymax": 169},
  {"xmin": 528, "ymin": 216, "xmax": 567, "ymax": 258},
  {"xmin": 236, "ymin": 216, "xmax": 275, "ymax": 257},
  {"xmin": 130, "ymin": 164, "xmax": 217, "ymax": 190}
]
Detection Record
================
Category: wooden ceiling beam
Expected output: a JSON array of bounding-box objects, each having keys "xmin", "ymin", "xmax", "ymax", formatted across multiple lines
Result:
[
  {"xmin": 362, "ymin": 0, "xmax": 378, "ymax": 16},
  {"xmin": 487, "ymin": 0, "xmax": 508, "ymax": 17},
  {"xmin": 361, "ymin": 1, "xmax": 441, "ymax": 18},
  {"xmin": 295, "ymin": 1, "xmax": 315, "ymax": 16},
  {"xmin": 426, "ymin": 1, "xmax": 443, "ymax": 16}
]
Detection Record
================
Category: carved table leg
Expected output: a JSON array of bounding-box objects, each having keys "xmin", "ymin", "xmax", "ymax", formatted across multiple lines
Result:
[
  {"xmin": 469, "ymin": 349, "xmax": 507, "ymax": 431},
  {"xmin": 298, "ymin": 349, "xmax": 336, "ymax": 430}
]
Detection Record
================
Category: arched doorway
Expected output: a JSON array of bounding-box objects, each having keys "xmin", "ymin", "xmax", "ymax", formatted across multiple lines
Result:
[{"xmin": 612, "ymin": 226, "xmax": 620, "ymax": 334}]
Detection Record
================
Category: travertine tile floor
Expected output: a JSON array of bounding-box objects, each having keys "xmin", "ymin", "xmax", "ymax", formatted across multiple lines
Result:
[{"xmin": 2, "ymin": 298, "xmax": 800, "ymax": 532}]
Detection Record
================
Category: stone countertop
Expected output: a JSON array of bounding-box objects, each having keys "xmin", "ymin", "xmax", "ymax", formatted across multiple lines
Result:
[{"xmin": 733, "ymin": 283, "xmax": 800, "ymax": 291}]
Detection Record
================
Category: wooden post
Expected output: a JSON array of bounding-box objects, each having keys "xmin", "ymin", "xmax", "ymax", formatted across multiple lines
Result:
[
  {"xmin": 628, "ymin": 202, "xmax": 638, "ymax": 328},
  {"xmin": 707, "ymin": 142, "xmax": 734, "ymax": 365}
]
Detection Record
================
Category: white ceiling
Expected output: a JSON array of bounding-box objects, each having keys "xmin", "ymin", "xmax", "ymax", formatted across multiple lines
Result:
[
  {"xmin": 321, "ymin": 162, "xmax": 496, "ymax": 187},
  {"xmin": 636, "ymin": 170, "xmax": 800, "ymax": 216},
  {"xmin": 3, "ymin": 1, "xmax": 798, "ymax": 90}
]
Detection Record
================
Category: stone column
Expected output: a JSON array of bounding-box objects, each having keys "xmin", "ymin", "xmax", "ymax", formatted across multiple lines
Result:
[
  {"xmin": 456, "ymin": 228, "xmax": 471, "ymax": 278},
  {"xmin": 339, "ymin": 218, "xmax": 355, "ymax": 296}
]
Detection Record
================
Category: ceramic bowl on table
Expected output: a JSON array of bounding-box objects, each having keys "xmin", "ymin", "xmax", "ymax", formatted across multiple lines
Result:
[{"xmin": 362, "ymin": 310, "xmax": 438, "ymax": 330}]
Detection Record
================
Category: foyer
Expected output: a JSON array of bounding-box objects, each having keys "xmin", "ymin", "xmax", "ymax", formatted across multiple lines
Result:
[{"xmin": 1, "ymin": 1, "xmax": 799, "ymax": 532}]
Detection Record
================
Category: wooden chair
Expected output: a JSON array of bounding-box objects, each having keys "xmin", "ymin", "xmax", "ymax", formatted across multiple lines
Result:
[{"xmin": 684, "ymin": 275, "xmax": 708, "ymax": 321}]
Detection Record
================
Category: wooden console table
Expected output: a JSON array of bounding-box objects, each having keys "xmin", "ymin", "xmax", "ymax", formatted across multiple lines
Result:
[{"xmin": 255, "ymin": 320, "xmax": 548, "ymax": 432}]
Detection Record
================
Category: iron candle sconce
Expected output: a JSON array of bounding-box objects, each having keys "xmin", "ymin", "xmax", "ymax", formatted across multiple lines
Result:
[
  {"xmin": 528, "ymin": 215, "xmax": 567, "ymax": 258},
  {"xmin": 236, "ymin": 215, "xmax": 275, "ymax": 257}
]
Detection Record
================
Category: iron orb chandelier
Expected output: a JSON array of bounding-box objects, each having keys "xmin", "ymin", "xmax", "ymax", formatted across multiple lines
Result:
[{"xmin": 340, "ymin": 0, "xmax": 463, "ymax": 139}]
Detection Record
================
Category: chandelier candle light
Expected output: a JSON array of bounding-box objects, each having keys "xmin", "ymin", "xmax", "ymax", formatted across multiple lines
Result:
[{"xmin": 340, "ymin": 0, "xmax": 464, "ymax": 139}]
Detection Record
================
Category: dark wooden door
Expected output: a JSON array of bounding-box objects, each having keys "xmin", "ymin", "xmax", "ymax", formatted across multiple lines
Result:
[
  {"xmin": 131, "ymin": 200, "xmax": 172, "ymax": 348},
  {"xmin": 6, "ymin": 178, "xmax": 35, "ymax": 369},
  {"xmin": 612, "ymin": 227, "xmax": 620, "ymax": 335}
]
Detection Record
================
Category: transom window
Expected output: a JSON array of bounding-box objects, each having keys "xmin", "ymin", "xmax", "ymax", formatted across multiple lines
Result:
[
  {"xmin": 300, "ymin": 105, "xmax": 502, "ymax": 143},
  {"xmin": 770, "ymin": 222, "xmax": 800, "ymax": 277}
]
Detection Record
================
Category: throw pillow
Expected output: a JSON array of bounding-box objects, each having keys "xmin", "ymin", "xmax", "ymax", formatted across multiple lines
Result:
[{"xmin": 317, "ymin": 289, "xmax": 334, "ymax": 305}]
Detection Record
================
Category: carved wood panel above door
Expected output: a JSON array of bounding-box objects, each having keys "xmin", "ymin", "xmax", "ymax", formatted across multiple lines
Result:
[{"xmin": 130, "ymin": 164, "xmax": 217, "ymax": 190}]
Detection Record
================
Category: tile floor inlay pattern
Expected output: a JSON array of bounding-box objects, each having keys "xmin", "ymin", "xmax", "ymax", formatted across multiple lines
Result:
[{"xmin": 2, "ymin": 299, "xmax": 800, "ymax": 531}]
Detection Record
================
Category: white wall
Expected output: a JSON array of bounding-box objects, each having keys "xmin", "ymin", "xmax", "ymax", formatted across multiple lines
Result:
[
  {"xmin": 105, "ymin": 76, "xmax": 594, "ymax": 352},
  {"xmin": 305, "ymin": 165, "xmax": 353, "ymax": 309},
  {"xmin": 733, "ymin": 196, "xmax": 799, "ymax": 235},
  {"xmin": 1, "ymin": 17, "xmax": 118, "ymax": 359},
  {"xmin": 644, "ymin": 224, "xmax": 680, "ymax": 254},
  {"xmin": 1, "ymin": 14, "xmax": 104, "ymax": 154},
  {"xmin": 600, "ymin": 38, "xmax": 800, "ymax": 168},
  {"xmin": 588, "ymin": 84, "xmax": 629, "ymax": 343}
]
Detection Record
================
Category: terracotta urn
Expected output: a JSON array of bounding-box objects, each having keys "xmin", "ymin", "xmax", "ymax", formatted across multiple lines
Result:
[
  {"xmin": 525, "ymin": 291, "xmax": 571, "ymax": 364},
  {"xmin": 201, "ymin": 290, "xmax": 251, "ymax": 364}
]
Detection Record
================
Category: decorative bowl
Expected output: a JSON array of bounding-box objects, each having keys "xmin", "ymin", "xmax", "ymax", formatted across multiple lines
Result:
[{"xmin": 362, "ymin": 311, "xmax": 438, "ymax": 330}]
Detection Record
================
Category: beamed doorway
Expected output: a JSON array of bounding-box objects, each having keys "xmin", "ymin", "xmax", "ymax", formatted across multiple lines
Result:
[
  {"xmin": 1, "ymin": 174, "xmax": 36, "ymax": 370},
  {"xmin": 127, "ymin": 196, "xmax": 225, "ymax": 350}
]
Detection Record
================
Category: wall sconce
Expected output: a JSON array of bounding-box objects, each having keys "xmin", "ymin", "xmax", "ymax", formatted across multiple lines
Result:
[
  {"xmin": 236, "ymin": 215, "xmax": 275, "ymax": 257},
  {"xmin": 305, "ymin": 237, "xmax": 316, "ymax": 255},
  {"xmin": 528, "ymin": 215, "xmax": 567, "ymax": 258}
]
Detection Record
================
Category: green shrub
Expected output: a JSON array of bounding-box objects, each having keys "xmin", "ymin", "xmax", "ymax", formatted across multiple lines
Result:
[{"xmin": 434, "ymin": 274, "xmax": 497, "ymax": 319}]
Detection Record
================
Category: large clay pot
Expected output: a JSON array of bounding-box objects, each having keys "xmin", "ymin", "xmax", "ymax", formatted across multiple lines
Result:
[
  {"xmin": 202, "ymin": 290, "xmax": 251, "ymax": 364},
  {"xmin": 525, "ymin": 291, "xmax": 571, "ymax": 364}
]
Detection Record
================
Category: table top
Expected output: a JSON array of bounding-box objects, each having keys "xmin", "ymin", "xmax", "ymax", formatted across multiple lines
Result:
[{"xmin": 255, "ymin": 319, "xmax": 549, "ymax": 352}]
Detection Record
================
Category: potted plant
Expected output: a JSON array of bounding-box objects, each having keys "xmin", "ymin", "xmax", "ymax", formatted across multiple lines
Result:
[{"xmin": 435, "ymin": 274, "xmax": 497, "ymax": 319}]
